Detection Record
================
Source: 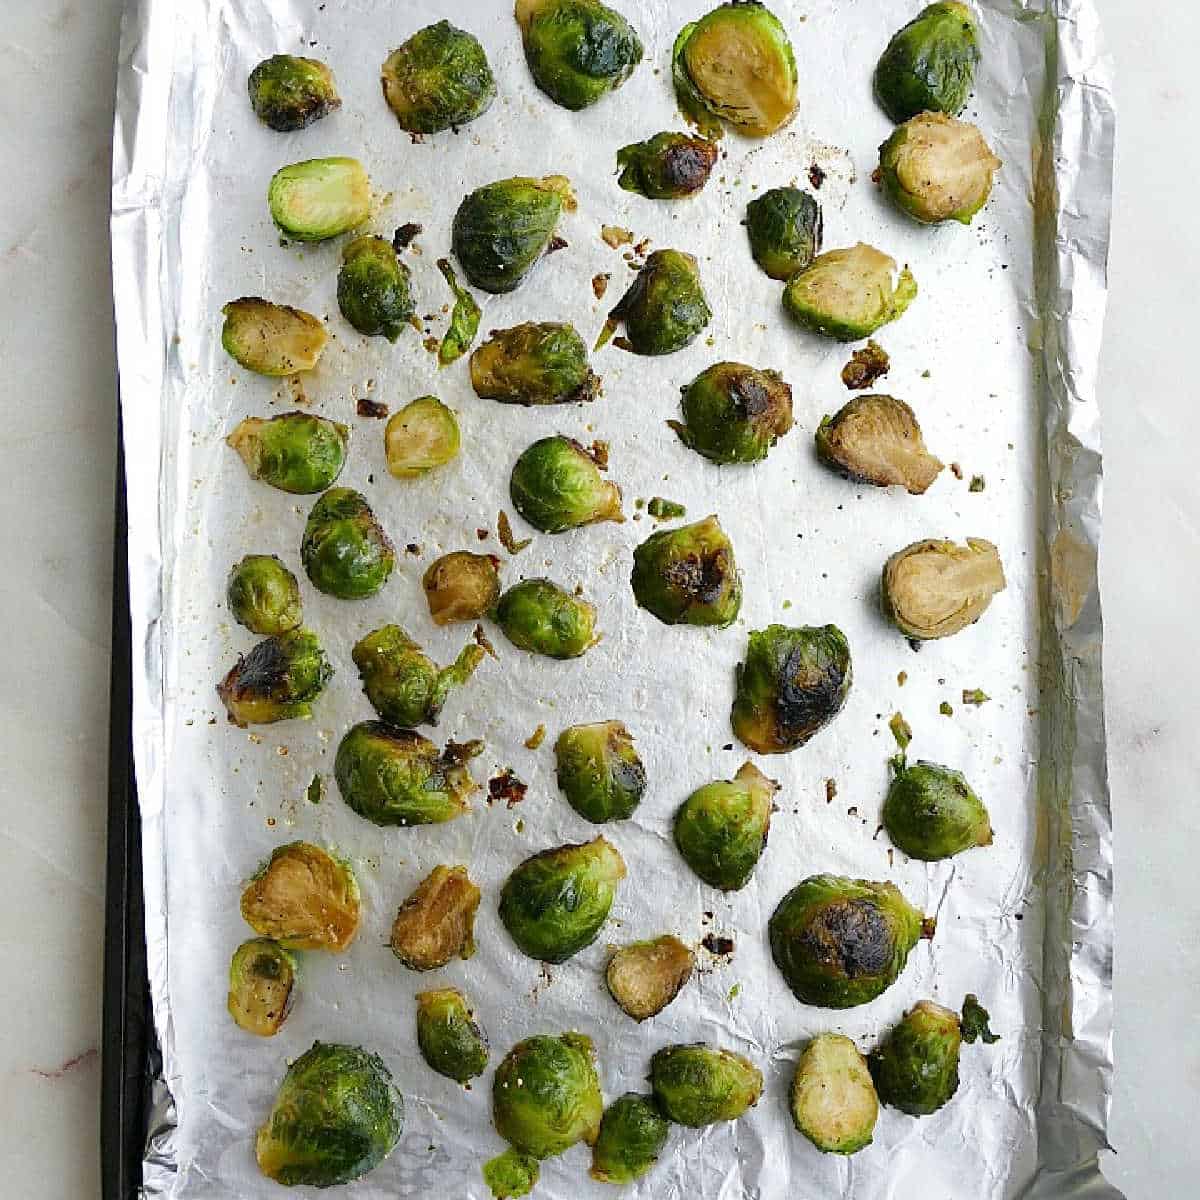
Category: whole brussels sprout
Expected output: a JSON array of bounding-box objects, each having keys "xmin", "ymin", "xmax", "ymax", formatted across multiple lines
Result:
[
  {"xmin": 416, "ymin": 987, "xmax": 489, "ymax": 1083},
  {"xmin": 516, "ymin": 0, "xmax": 643, "ymax": 111},
  {"xmin": 301, "ymin": 487, "xmax": 394, "ymax": 600},
  {"xmin": 248, "ymin": 55, "xmax": 340, "ymax": 132},
  {"xmin": 452, "ymin": 176, "xmax": 575, "ymax": 294},
  {"xmin": 510, "ymin": 436, "xmax": 623, "ymax": 533},
  {"xmin": 790, "ymin": 1034, "xmax": 878, "ymax": 1154},
  {"xmin": 874, "ymin": 2, "xmax": 980, "ymax": 124},
  {"xmin": 670, "ymin": 362, "xmax": 794, "ymax": 464},
  {"xmin": 868, "ymin": 1000, "xmax": 962, "ymax": 1116},
  {"xmin": 499, "ymin": 836, "xmax": 626, "ymax": 963},
  {"xmin": 436, "ymin": 258, "xmax": 482, "ymax": 367},
  {"xmin": 768, "ymin": 874, "xmax": 926, "ymax": 1008},
  {"xmin": 881, "ymin": 537, "xmax": 1006, "ymax": 640},
  {"xmin": 268, "ymin": 157, "xmax": 371, "ymax": 242},
  {"xmin": 337, "ymin": 236, "xmax": 414, "ymax": 341},
  {"xmin": 228, "ymin": 938, "xmax": 297, "ymax": 1037},
  {"xmin": 483, "ymin": 1148, "xmax": 540, "ymax": 1198},
  {"xmin": 884, "ymin": 760, "xmax": 992, "ymax": 860},
  {"xmin": 226, "ymin": 554, "xmax": 302, "ymax": 635},
  {"xmin": 649, "ymin": 1044, "xmax": 763, "ymax": 1127},
  {"xmin": 381, "ymin": 22, "xmax": 496, "ymax": 134},
  {"xmin": 631, "ymin": 514, "xmax": 741, "ymax": 627},
  {"xmin": 494, "ymin": 578, "xmax": 598, "ymax": 659},
  {"xmin": 255, "ymin": 1041, "xmax": 403, "ymax": 1188},
  {"xmin": 744, "ymin": 186, "xmax": 822, "ymax": 280},
  {"xmin": 471, "ymin": 322, "xmax": 598, "ymax": 406},
  {"xmin": 731, "ymin": 624, "xmax": 852, "ymax": 754},
  {"xmin": 217, "ymin": 627, "xmax": 332, "ymax": 727},
  {"xmin": 816, "ymin": 394, "xmax": 944, "ymax": 494},
  {"xmin": 226, "ymin": 412, "xmax": 348, "ymax": 495},
  {"xmin": 555, "ymin": 720, "xmax": 646, "ymax": 823},
  {"xmin": 598, "ymin": 249, "xmax": 710, "ymax": 356},
  {"xmin": 384, "ymin": 396, "xmax": 461, "ymax": 479},
  {"xmin": 605, "ymin": 935, "xmax": 694, "ymax": 1022},
  {"xmin": 616, "ymin": 132, "xmax": 718, "ymax": 199},
  {"xmin": 221, "ymin": 297, "xmax": 328, "ymax": 376},
  {"xmin": 590, "ymin": 1094, "xmax": 670, "ymax": 1184},
  {"xmin": 334, "ymin": 721, "xmax": 481, "ymax": 827},
  {"xmin": 390, "ymin": 864, "xmax": 481, "ymax": 971},
  {"xmin": 423, "ymin": 551, "xmax": 502, "ymax": 625}
]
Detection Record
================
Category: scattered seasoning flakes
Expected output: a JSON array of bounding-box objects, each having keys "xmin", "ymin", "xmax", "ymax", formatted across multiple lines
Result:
[
  {"xmin": 647, "ymin": 496, "xmax": 686, "ymax": 520},
  {"xmin": 473, "ymin": 623, "xmax": 496, "ymax": 658},
  {"xmin": 498, "ymin": 510, "xmax": 532, "ymax": 555},
  {"xmin": 601, "ymin": 224, "xmax": 634, "ymax": 248},
  {"xmin": 963, "ymin": 688, "xmax": 991, "ymax": 706},
  {"xmin": 356, "ymin": 397, "xmax": 389, "ymax": 419},
  {"xmin": 969, "ymin": 474, "xmax": 986, "ymax": 492},
  {"xmin": 305, "ymin": 775, "xmax": 323, "ymax": 804},
  {"xmin": 392, "ymin": 223, "xmax": 422, "ymax": 251},
  {"xmin": 488, "ymin": 769, "xmax": 528, "ymax": 809},
  {"xmin": 897, "ymin": 670, "xmax": 908, "ymax": 686},
  {"xmin": 939, "ymin": 701, "xmax": 955, "ymax": 717},
  {"xmin": 840, "ymin": 340, "xmax": 890, "ymax": 390},
  {"xmin": 701, "ymin": 933, "xmax": 735, "ymax": 957},
  {"xmin": 524, "ymin": 724, "xmax": 547, "ymax": 751},
  {"xmin": 889, "ymin": 712, "xmax": 912, "ymax": 751},
  {"xmin": 592, "ymin": 272, "xmax": 611, "ymax": 299},
  {"xmin": 825, "ymin": 778, "xmax": 837, "ymax": 804},
  {"xmin": 808, "ymin": 163, "xmax": 826, "ymax": 189},
  {"xmin": 950, "ymin": 462, "xmax": 964, "ymax": 480}
]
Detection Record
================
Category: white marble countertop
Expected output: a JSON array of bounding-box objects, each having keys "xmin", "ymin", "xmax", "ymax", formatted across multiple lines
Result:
[{"xmin": 0, "ymin": 0, "xmax": 1191, "ymax": 1195}]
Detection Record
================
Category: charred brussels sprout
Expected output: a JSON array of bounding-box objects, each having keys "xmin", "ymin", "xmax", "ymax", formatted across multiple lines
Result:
[
  {"xmin": 268, "ymin": 157, "xmax": 371, "ymax": 242},
  {"xmin": 494, "ymin": 578, "xmax": 598, "ymax": 659},
  {"xmin": 884, "ymin": 760, "xmax": 992, "ymax": 860},
  {"xmin": 744, "ymin": 186, "xmax": 822, "ymax": 280},
  {"xmin": 790, "ymin": 1034, "xmax": 878, "ymax": 1154},
  {"xmin": 649, "ymin": 1044, "xmax": 763, "ymax": 1127},
  {"xmin": 227, "ymin": 412, "xmax": 347, "ymax": 495},
  {"xmin": 874, "ymin": 2, "xmax": 980, "ymax": 124},
  {"xmin": 228, "ymin": 939, "xmax": 297, "ymax": 1037},
  {"xmin": 510, "ymin": 436, "xmax": 623, "ymax": 533},
  {"xmin": 301, "ymin": 487, "xmax": 394, "ymax": 599},
  {"xmin": 768, "ymin": 874, "xmax": 925, "ymax": 1008},
  {"xmin": 390, "ymin": 865, "xmax": 481, "ymax": 971},
  {"xmin": 869, "ymin": 1001, "xmax": 962, "ymax": 1116},
  {"xmin": 590, "ymin": 1094, "xmax": 669, "ymax": 1184},
  {"xmin": 555, "ymin": 721, "xmax": 646, "ymax": 823},
  {"xmin": 816, "ymin": 394, "xmax": 943, "ymax": 494},
  {"xmin": 337, "ymin": 236, "xmax": 414, "ymax": 340},
  {"xmin": 384, "ymin": 397, "xmax": 461, "ymax": 479},
  {"xmin": 255, "ymin": 1042, "xmax": 403, "ymax": 1187},
  {"xmin": 484, "ymin": 1149, "xmax": 540, "ymax": 1198},
  {"xmin": 248, "ymin": 55, "xmax": 340, "ymax": 132},
  {"xmin": 217, "ymin": 628, "xmax": 332, "ymax": 727},
  {"xmin": 606, "ymin": 935, "xmax": 694, "ymax": 1021},
  {"xmin": 221, "ymin": 298, "xmax": 327, "ymax": 376},
  {"xmin": 881, "ymin": 537, "xmax": 1006, "ymax": 640},
  {"xmin": 381, "ymin": 22, "xmax": 495, "ymax": 134},
  {"xmin": 671, "ymin": 362, "xmax": 794, "ymax": 464},
  {"xmin": 499, "ymin": 836, "xmax": 626, "ymax": 963},
  {"xmin": 617, "ymin": 132, "xmax": 717, "ymax": 199},
  {"xmin": 784, "ymin": 244, "xmax": 917, "ymax": 342},
  {"xmin": 423, "ymin": 551, "xmax": 502, "ymax": 625},
  {"xmin": 631, "ymin": 515, "xmax": 741, "ymax": 627},
  {"xmin": 452, "ymin": 176, "xmax": 575, "ymax": 294},
  {"xmin": 227, "ymin": 555, "xmax": 302, "ymax": 635},
  {"xmin": 416, "ymin": 987, "xmax": 489, "ymax": 1083},
  {"xmin": 599, "ymin": 249, "xmax": 710, "ymax": 356},
  {"xmin": 471, "ymin": 322, "xmax": 598, "ymax": 406}
]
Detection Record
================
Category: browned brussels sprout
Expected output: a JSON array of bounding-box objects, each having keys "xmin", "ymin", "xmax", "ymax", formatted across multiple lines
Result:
[
  {"xmin": 555, "ymin": 721, "xmax": 646, "ymax": 824},
  {"xmin": 744, "ymin": 186, "xmax": 822, "ymax": 280},
  {"xmin": 884, "ymin": 760, "xmax": 992, "ymax": 860},
  {"xmin": 494, "ymin": 578, "xmax": 598, "ymax": 659},
  {"xmin": 868, "ymin": 1000, "xmax": 962, "ymax": 1116},
  {"xmin": 381, "ymin": 22, "xmax": 496, "ymax": 134},
  {"xmin": 471, "ymin": 322, "xmax": 599, "ymax": 406},
  {"xmin": 816, "ymin": 394, "xmax": 943, "ymax": 494},
  {"xmin": 221, "ymin": 298, "xmax": 327, "ymax": 376},
  {"xmin": 226, "ymin": 412, "xmax": 348, "ymax": 495},
  {"xmin": 670, "ymin": 362, "xmax": 794, "ymax": 464},
  {"xmin": 248, "ymin": 55, "xmax": 341, "ymax": 131},
  {"xmin": 674, "ymin": 762, "xmax": 777, "ymax": 890},
  {"xmin": 874, "ymin": 2, "xmax": 980, "ymax": 124},
  {"xmin": 390, "ymin": 864, "xmax": 481, "ymax": 971},
  {"xmin": 228, "ymin": 939, "xmax": 297, "ymax": 1037},
  {"xmin": 617, "ymin": 132, "xmax": 718, "ymax": 199},
  {"xmin": 217, "ymin": 628, "xmax": 332, "ymax": 727},
  {"xmin": 605, "ymin": 935, "xmax": 695, "ymax": 1021},
  {"xmin": 649, "ymin": 1044, "xmax": 763, "ymax": 1126},
  {"xmin": 301, "ymin": 488, "xmax": 394, "ymax": 600},
  {"xmin": 630, "ymin": 515, "xmax": 741, "ymax": 627},
  {"xmin": 783, "ymin": 244, "xmax": 917, "ymax": 342},
  {"xmin": 422, "ymin": 551, "xmax": 502, "ymax": 625},
  {"xmin": 598, "ymin": 249, "xmax": 710, "ymax": 356},
  {"xmin": 881, "ymin": 537, "xmax": 1006, "ymax": 640},
  {"xmin": 337, "ymin": 236, "xmax": 414, "ymax": 341},
  {"xmin": 416, "ymin": 987, "xmax": 489, "ymax": 1083},
  {"xmin": 510, "ymin": 436, "xmax": 623, "ymax": 533}
]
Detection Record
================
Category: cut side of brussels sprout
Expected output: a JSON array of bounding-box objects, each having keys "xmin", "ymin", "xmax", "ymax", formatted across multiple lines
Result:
[
  {"xmin": 423, "ymin": 551, "xmax": 502, "ymax": 625},
  {"xmin": 598, "ymin": 249, "xmax": 710, "ymax": 356},
  {"xmin": 494, "ymin": 578, "xmax": 598, "ymax": 659},
  {"xmin": 228, "ymin": 938, "xmax": 297, "ymax": 1037},
  {"xmin": 471, "ymin": 322, "xmax": 599, "ymax": 406},
  {"xmin": 783, "ymin": 243, "xmax": 917, "ymax": 342},
  {"xmin": 590, "ymin": 1093, "xmax": 670, "ymax": 1184},
  {"xmin": 384, "ymin": 396, "xmax": 461, "ymax": 479},
  {"xmin": 221, "ymin": 298, "xmax": 328, "ymax": 376},
  {"xmin": 617, "ymin": 132, "xmax": 718, "ymax": 199},
  {"xmin": 869, "ymin": 1000, "xmax": 963, "ymax": 1116},
  {"xmin": 217, "ymin": 627, "xmax": 332, "ymax": 727},
  {"xmin": 790, "ymin": 1034, "xmax": 878, "ymax": 1154},
  {"xmin": 301, "ymin": 487, "xmax": 395, "ymax": 599},
  {"xmin": 381, "ymin": 21, "xmax": 496, "ymax": 133},
  {"xmin": 874, "ymin": 1, "xmax": 980, "ymax": 124},
  {"xmin": 671, "ymin": 362, "xmax": 794, "ymax": 464},
  {"xmin": 884, "ymin": 760, "xmax": 992, "ymax": 860},
  {"xmin": 269, "ymin": 157, "xmax": 371, "ymax": 242},
  {"xmin": 227, "ymin": 412, "xmax": 348, "ymax": 495},
  {"xmin": 649, "ymin": 1044, "xmax": 763, "ymax": 1127},
  {"xmin": 390, "ymin": 865, "xmax": 481, "ymax": 971},
  {"xmin": 416, "ymin": 987, "xmax": 489, "ymax": 1083},
  {"xmin": 881, "ymin": 537, "xmax": 1006, "ymax": 639},
  {"xmin": 510, "ymin": 436, "xmax": 623, "ymax": 533},
  {"xmin": 483, "ymin": 1148, "xmax": 541, "ymax": 1198},
  {"xmin": 605, "ymin": 935, "xmax": 695, "ymax": 1021},
  {"xmin": 631, "ymin": 514, "xmax": 741, "ymax": 627},
  {"xmin": 744, "ymin": 186, "xmax": 822, "ymax": 279},
  {"xmin": 555, "ymin": 720, "xmax": 646, "ymax": 824},
  {"xmin": 816, "ymin": 394, "xmax": 943, "ymax": 494},
  {"xmin": 227, "ymin": 554, "xmax": 302, "ymax": 635},
  {"xmin": 337, "ymin": 235, "xmax": 414, "ymax": 340},
  {"xmin": 674, "ymin": 762, "xmax": 777, "ymax": 890},
  {"xmin": 436, "ymin": 258, "xmax": 482, "ymax": 366},
  {"xmin": 248, "ymin": 55, "xmax": 341, "ymax": 131}
]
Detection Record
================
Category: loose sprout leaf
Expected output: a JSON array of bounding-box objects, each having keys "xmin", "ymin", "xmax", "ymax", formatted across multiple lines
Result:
[
  {"xmin": 437, "ymin": 258, "xmax": 482, "ymax": 366},
  {"xmin": 962, "ymin": 687, "xmax": 990, "ymax": 705},
  {"xmin": 961, "ymin": 994, "xmax": 1001, "ymax": 1044}
]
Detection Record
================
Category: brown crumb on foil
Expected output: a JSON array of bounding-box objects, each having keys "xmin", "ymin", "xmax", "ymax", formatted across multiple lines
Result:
[
  {"xmin": 498, "ymin": 510, "xmax": 532, "ymax": 555},
  {"xmin": 808, "ymin": 163, "xmax": 826, "ymax": 189},
  {"xmin": 825, "ymin": 778, "xmax": 837, "ymax": 804},
  {"xmin": 524, "ymin": 724, "xmax": 547, "ymax": 751},
  {"xmin": 921, "ymin": 917, "xmax": 937, "ymax": 940},
  {"xmin": 701, "ymin": 933, "xmax": 735, "ymax": 957},
  {"xmin": 871, "ymin": 166, "xmax": 882, "ymax": 184},
  {"xmin": 423, "ymin": 335, "xmax": 440, "ymax": 354},
  {"xmin": 601, "ymin": 224, "xmax": 633, "ymax": 248},
  {"xmin": 488, "ymin": 769, "xmax": 527, "ymax": 809},
  {"xmin": 592, "ymin": 273, "xmax": 611, "ymax": 299},
  {"xmin": 841, "ymin": 340, "xmax": 890, "ymax": 390},
  {"xmin": 950, "ymin": 462, "xmax": 964, "ymax": 480},
  {"xmin": 473, "ymin": 623, "xmax": 496, "ymax": 658},
  {"xmin": 897, "ymin": 670, "xmax": 908, "ymax": 686},
  {"xmin": 392, "ymin": 223, "xmax": 422, "ymax": 251},
  {"xmin": 547, "ymin": 235, "xmax": 568, "ymax": 254},
  {"xmin": 356, "ymin": 397, "xmax": 389, "ymax": 419},
  {"xmin": 476, "ymin": 527, "xmax": 490, "ymax": 540},
  {"xmin": 588, "ymin": 440, "xmax": 610, "ymax": 470}
]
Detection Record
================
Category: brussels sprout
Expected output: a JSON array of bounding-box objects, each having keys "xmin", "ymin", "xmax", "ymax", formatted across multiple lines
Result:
[
  {"xmin": 240, "ymin": 841, "xmax": 361, "ymax": 952},
  {"xmin": 301, "ymin": 487, "xmax": 394, "ymax": 599},
  {"xmin": 390, "ymin": 864, "xmax": 481, "ymax": 971},
  {"xmin": 881, "ymin": 537, "xmax": 1006, "ymax": 640},
  {"xmin": 384, "ymin": 396, "xmax": 461, "ymax": 479},
  {"xmin": 674, "ymin": 761, "xmax": 777, "ymax": 891},
  {"xmin": 436, "ymin": 258, "xmax": 482, "ymax": 367},
  {"xmin": 816, "ymin": 394, "xmax": 943, "ymax": 494},
  {"xmin": 590, "ymin": 1094, "xmax": 669, "ymax": 1184},
  {"xmin": 483, "ymin": 1148, "xmax": 541, "ymax": 1198},
  {"xmin": 670, "ymin": 363, "xmax": 794, "ymax": 464},
  {"xmin": 494, "ymin": 578, "xmax": 598, "ymax": 659},
  {"xmin": 783, "ymin": 244, "xmax": 918, "ymax": 342},
  {"xmin": 471, "ymin": 322, "xmax": 598, "ymax": 406},
  {"xmin": 416, "ymin": 987, "xmax": 489, "ymax": 1083},
  {"xmin": 248, "ymin": 55, "xmax": 341, "ymax": 132},
  {"xmin": 499, "ymin": 836, "xmax": 626, "ymax": 963},
  {"xmin": 226, "ymin": 554, "xmax": 302, "ymax": 635},
  {"xmin": 381, "ymin": 21, "xmax": 496, "ymax": 134},
  {"xmin": 555, "ymin": 720, "xmax": 646, "ymax": 824},
  {"xmin": 631, "ymin": 515, "xmax": 741, "ymax": 627},
  {"xmin": 336, "ymin": 236, "xmax": 414, "ymax": 341},
  {"xmin": 228, "ymin": 938, "xmax": 297, "ymax": 1037},
  {"xmin": 605, "ymin": 935, "xmax": 694, "ymax": 1021},
  {"xmin": 842, "ymin": 340, "xmax": 891, "ymax": 391},
  {"xmin": 334, "ymin": 721, "xmax": 481, "ymax": 827},
  {"xmin": 598, "ymin": 249, "xmax": 710, "ymax": 356},
  {"xmin": 884, "ymin": 760, "xmax": 992, "ymax": 860},
  {"xmin": 768, "ymin": 874, "xmax": 925, "ymax": 1008},
  {"xmin": 255, "ymin": 1041, "xmax": 403, "ymax": 1187},
  {"xmin": 743, "ymin": 186, "xmax": 822, "ymax": 280},
  {"xmin": 226, "ymin": 412, "xmax": 348, "ymax": 495},
  {"xmin": 452, "ymin": 176, "xmax": 575, "ymax": 294},
  {"xmin": 516, "ymin": 0, "xmax": 643, "ymax": 111},
  {"xmin": 649, "ymin": 1044, "xmax": 763, "ymax": 1127},
  {"xmin": 423, "ymin": 551, "xmax": 502, "ymax": 625},
  {"xmin": 510, "ymin": 436, "xmax": 623, "ymax": 534},
  {"xmin": 869, "ymin": 1000, "xmax": 962, "ymax": 1116},
  {"xmin": 217, "ymin": 628, "xmax": 332, "ymax": 727},
  {"xmin": 616, "ymin": 132, "xmax": 717, "ymax": 199},
  {"xmin": 221, "ymin": 298, "xmax": 328, "ymax": 376},
  {"xmin": 874, "ymin": 2, "xmax": 980, "ymax": 124},
  {"xmin": 731, "ymin": 624, "xmax": 852, "ymax": 754},
  {"xmin": 790, "ymin": 1034, "xmax": 878, "ymax": 1154},
  {"xmin": 268, "ymin": 157, "xmax": 371, "ymax": 242}
]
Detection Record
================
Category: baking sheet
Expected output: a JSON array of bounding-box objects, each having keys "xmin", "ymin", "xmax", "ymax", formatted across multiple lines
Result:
[{"xmin": 109, "ymin": 1, "xmax": 1119, "ymax": 1196}]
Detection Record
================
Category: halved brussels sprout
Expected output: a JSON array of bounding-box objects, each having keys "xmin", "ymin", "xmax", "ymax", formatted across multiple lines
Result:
[
  {"xmin": 790, "ymin": 1034, "xmax": 878, "ymax": 1154},
  {"xmin": 631, "ymin": 515, "xmax": 741, "ymax": 627},
  {"xmin": 301, "ymin": 487, "xmax": 394, "ymax": 600},
  {"xmin": 268, "ymin": 157, "xmax": 371, "ymax": 242},
  {"xmin": 217, "ymin": 627, "xmax": 332, "ymax": 727},
  {"xmin": 816, "ymin": 394, "xmax": 943, "ymax": 494},
  {"xmin": 768, "ymin": 874, "xmax": 925, "ymax": 1008},
  {"xmin": 868, "ymin": 1000, "xmax": 962, "ymax": 1116},
  {"xmin": 436, "ymin": 258, "xmax": 482, "ymax": 367},
  {"xmin": 227, "ymin": 554, "xmax": 302, "ymax": 635},
  {"xmin": 494, "ymin": 578, "xmax": 598, "ymax": 659},
  {"xmin": 423, "ymin": 551, "xmax": 502, "ymax": 625},
  {"xmin": 590, "ymin": 1094, "xmax": 669, "ymax": 1184},
  {"xmin": 744, "ymin": 186, "xmax": 822, "ymax": 280},
  {"xmin": 598, "ymin": 249, "xmax": 710, "ymax": 356},
  {"xmin": 452, "ymin": 176, "xmax": 575, "ymax": 294},
  {"xmin": 555, "ymin": 720, "xmax": 646, "ymax": 823},
  {"xmin": 881, "ymin": 537, "xmax": 1006, "ymax": 639},
  {"xmin": 334, "ymin": 721, "xmax": 481, "ymax": 827},
  {"xmin": 248, "ymin": 55, "xmax": 341, "ymax": 132},
  {"xmin": 874, "ymin": 2, "xmax": 980, "ymax": 124},
  {"xmin": 499, "ymin": 836, "xmax": 626, "ymax": 963},
  {"xmin": 616, "ymin": 132, "xmax": 718, "ymax": 199},
  {"xmin": 227, "ymin": 412, "xmax": 347, "ymax": 495},
  {"xmin": 670, "ymin": 362, "xmax": 794, "ymax": 464},
  {"xmin": 228, "ymin": 938, "xmax": 297, "ymax": 1037},
  {"xmin": 783, "ymin": 243, "xmax": 917, "ymax": 342},
  {"xmin": 221, "ymin": 298, "xmax": 328, "ymax": 376},
  {"xmin": 240, "ymin": 841, "xmax": 361, "ymax": 952},
  {"xmin": 384, "ymin": 396, "xmax": 461, "ymax": 479},
  {"xmin": 884, "ymin": 760, "xmax": 992, "ymax": 860},
  {"xmin": 674, "ymin": 761, "xmax": 777, "ymax": 891},
  {"xmin": 390, "ymin": 864, "xmax": 481, "ymax": 971},
  {"xmin": 483, "ymin": 1148, "xmax": 540, "ymax": 1198},
  {"xmin": 605, "ymin": 935, "xmax": 694, "ymax": 1021},
  {"xmin": 471, "ymin": 322, "xmax": 598, "ymax": 406},
  {"xmin": 337, "ymin": 236, "xmax": 414, "ymax": 341},
  {"xmin": 416, "ymin": 987, "xmax": 489, "ymax": 1083},
  {"xmin": 649, "ymin": 1044, "xmax": 763, "ymax": 1127},
  {"xmin": 510, "ymin": 436, "xmax": 623, "ymax": 533},
  {"xmin": 255, "ymin": 1041, "xmax": 403, "ymax": 1188},
  {"xmin": 731, "ymin": 624, "xmax": 852, "ymax": 754},
  {"xmin": 381, "ymin": 21, "xmax": 496, "ymax": 134}
]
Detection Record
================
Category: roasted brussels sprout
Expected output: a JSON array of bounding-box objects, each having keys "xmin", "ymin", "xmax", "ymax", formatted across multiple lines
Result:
[
  {"xmin": 874, "ymin": 2, "xmax": 980, "ymax": 124},
  {"xmin": 670, "ymin": 362, "xmax": 794, "ymax": 464},
  {"xmin": 743, "ymin": 186, "xmax": 822, "ymax": 280},
  {"xmin": 248, "ymin": 55, "xmax": 341, "ymax": 132},
  {"xmin": 228, "ymin": 938, "xmax": 297, "ymax": 1037},
  {"xmin": 631, "ymin": 515, "xmax": 741, "ymax": 627},
  {"xmin": 790, "ymin": 1034, "xmax": 878, "ymax": 1154},
  {"xmin": 483, "ymin": 1148, "xmax": 541, "ymax": 1198},
  {"xmin": 217, "ymin": 628, "xmax": 332, "ymax": 727},
  {"xmin": 555, "ymin": 721, "xmax": 646, "ymax": 824},
  {"xmin": 227, "ymin": 412, "xmax": 347, "ymax": 495},
  {"xmin": 674, "ymin": 762, "xmax": 777, "ymax": 891},
  {"xmin": 598, "ymin": 249, "xmax": 710, "ymax": 356},
  {"xmin": 884, "ymin": 760, "xmax": 992, "ymax": 860},
  {"xmin": 606, "ymin": 935, "xmax": 694, "ymax": 1021},
  {"xmin": 783, "ymin": 243, "xmax": 917, "ymax": 342},
  {"xmin": 881, "ymin": 537, "xmax": 1006, "ymax": 640},
  {"xmin": 510, "ymin": 436, "xmax": 623, "ymax": 534},
  {"xmin": 471, "ymin": 322, "xmax": 598, "ymax": 406},
  {"xmin": 494, "ymin": 578, "xmax": 598, "ymax": 659},
  {"xmin": 221, "ymin": 298, "xmax": 328, "ymax": 376},
  {"xmin": 816, "ymin": 394, "xmax": 943, "ymax": 494},
  {"xmin": 384, "ymin": 396, "xmax": 461, "ymax": 479},
  {"xmin": 961, "ymin": 993, "xmax": 1000, "ymax": 1044},
  {"xmin": 416, "ymin": 987, "xmax": 489, "ymax": 1083},
  {"xmin": 591, "ymin": 1094, "xmax": 669, "ymax": 1184},
  {"xmin": 423, "ymin": 551, "xmax": 502, "ymax": 625},
  {"xmin": 436, "ymin": 258, "xmax": 481, "ymax": 367},
  {"xmin": 240, "ymin": 841, "xmax": 361, "ymax": 952},
  {"xmin": 226, "ymin": 554, "xmax": 302, "ymax": 635},
  {"xmin": 336, "ymin": 236, "xmax": 414, "ymax": 341},
  {"xmin": 869, "ymin": 1000, "xmax": 962, "ymax": 1116},
  {"xmin": 452, "ymin": 176, "xmax": 575, "ymax": 294},
  {"xmin": 334, "ymin": 721, "xmax": 480, "ymax": 827},
  {"xmin": 499, "ymin": 836, "xmax": 626, "ymax": 963},
  {"xmin": 301, "ymin": 487, "xmax": 394, "ymax": 599},
  {"xmin": 255, "ymin": 1041, "xmax": 403, "ymax": 1187},
  {"xmin": 381, "ymin": 22, "xmax": 495, "ymax": 134},
  {"xmin": 768, "ymin": 874, "xmax": 925, "ymax": 1008},
  {"xmin": 649, "ymin": 1044, "xmax": 763, "ymax": 1127},
  {"xmin": 616, "ymin": 132, "xmax": 717, "ymax": 199},
  {"xmin": 731, "ymin": 624, "xmax": 852, "ymax": 754},
  {"xmin": 268, "ymin": 157, "xmax": 371, "ymax": 242},
  {"xmin": 516, "ymin": 0, "xmax": 643, "ymax": 111},
  {"xmin": 390, "ymin": 865, "xmax": 481, "ymax": 971}
]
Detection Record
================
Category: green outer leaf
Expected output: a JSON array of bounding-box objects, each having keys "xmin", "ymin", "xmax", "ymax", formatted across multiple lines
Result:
[{"xmin": 437, "ymin": 258, "xmax": 481, "ymax": 366}]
